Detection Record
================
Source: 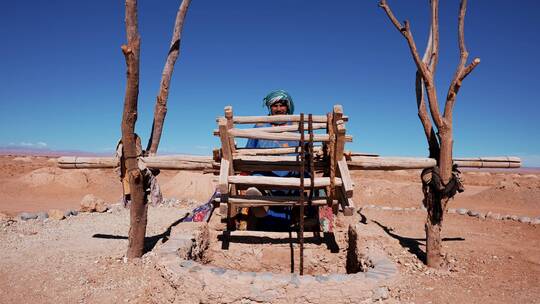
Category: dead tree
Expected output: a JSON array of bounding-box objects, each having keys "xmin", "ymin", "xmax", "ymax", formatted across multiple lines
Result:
[
  {"xmin": 146, "ymin": 0, "xmax": 192, "ymax": 156},
  {"xmin": 121, "ymin": 0, "xmax": 147, "ymax": 259},
  {"xmin": 379, "ymin": 0, "xmax": 480, "ymax": 267}
]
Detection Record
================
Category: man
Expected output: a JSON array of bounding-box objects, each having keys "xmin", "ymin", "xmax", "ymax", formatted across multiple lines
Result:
[
  {"xmin": 246, "ymin": 89, "xmax": 297, "ymax": 178},
  {"xmin": 243, "ymin": 90, "xmax": 304, "ymax": 228}
]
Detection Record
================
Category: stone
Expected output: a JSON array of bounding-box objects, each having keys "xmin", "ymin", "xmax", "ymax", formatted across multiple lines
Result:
[
  {"xmin": 518, "ymin": 216, "xmax": 531, "ymax": 224},
  {"xmin": 18, "ymin": 212, "xmax": 38, "ymax": 221},
  {"xmin": 467, "ymin": 210, "xmax": 480, "ymax": 217},
  {"xmin": 64, "ymin": 209, "xmax": 78, "ymax": 217},
  {"xmin": 447, "ymin": 208, "xmax": 457, "ymax": 214},
  {"xmin": 457, "ymin": 208, "xmax": 468, "ymax": 215},
  {"xmin": 80, "ymin": 194, "xmax": 106, "ymax": 213},
  {"xmin": 530, "ymin": 218, "xmax": 540, "ymax": 225},
  {"xmin": 95, "ymin": 200, "xmax": 108, "ymax": 213},
  {"xmin": 510, "ymin": 215, "xmax": 519, "ymax": 221},
  {"xmin": 48, "ymin": 209, "xmax": 65, "ymax": 220},
  {"xmin": 372, "ymin": 286, "xmax": 389, "ymax": 301},
  {"xmin": 343, "ymin": 206, "xmax": 355, "ymax": 216},
  {"xmin": 36, "ymin": 211, "xmax": 49, "ymax": 220},
  {"xmin": 487, "ymin": 212, "xmax": 501, "ymax": 220}
]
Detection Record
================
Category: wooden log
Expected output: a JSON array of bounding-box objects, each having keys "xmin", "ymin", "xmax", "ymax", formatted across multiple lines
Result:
[
  {"xmin": 239, "ymin": 123, "xmax": 327, "ymax": 133},
  {"xmin": 57, "ymin": 156, "xmax": 119, "ymax": 169},
  {"xmin": 453, "ymin": 160, "xmax": 521, "ymax": 168},
  {"xmin": 224, "ymin": 106, "xmax": 236, "ymax": 153},
  {"xmin": 228, "ymin": 175, "xmax": 342, "ymax": 188},
  {"xmin": 219, "ymin": 158, "xmax": 229, "ymax": 193},
  {"xmin": 214, "ymin": 196, "xmax": 333, "ymax": 207},
  {"xmin": 234, "ymin": 161, "xmax": 328, "ymax": 172},
  {"xmin": 235, "ymin": 146, "xmax": 322, "ymax": 156},
  {"xmin": 228, "ymin": 128, "xmax": 330, "ymax": 142},
  {"xmin": 58, "ymin": 155, "xmax": 522, "ymax": 170},
  {"xmin": 453, "ymin": 156, "xmax": 521, "ymax": 163},
  {"xmin": 337, "ymin": 158, "xmax": 353, "ymax": 198},
  {"xmin": 348, "ymin": 156, "xmax": 437, "ymax": 170}
]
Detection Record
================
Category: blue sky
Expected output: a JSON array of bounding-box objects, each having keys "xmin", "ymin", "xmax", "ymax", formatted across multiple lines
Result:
[{"xmin": 1, "ymin": 1, "xmax": 539, "ymax": 166}]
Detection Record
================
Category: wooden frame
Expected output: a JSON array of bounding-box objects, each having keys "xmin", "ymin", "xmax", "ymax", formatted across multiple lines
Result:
[{"xmin": 214, "ymin": 105, "xmax": 356, "ymax": 236}]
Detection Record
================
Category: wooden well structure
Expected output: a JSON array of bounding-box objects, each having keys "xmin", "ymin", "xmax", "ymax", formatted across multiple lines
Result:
[{"xmin": 213, "ymin": 105, "xmax": 355, "ymax": 256}]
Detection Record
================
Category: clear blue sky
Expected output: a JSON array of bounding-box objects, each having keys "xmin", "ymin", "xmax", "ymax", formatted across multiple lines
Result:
[{"xmin": 1, "ymin": 1, "xmax": 539, "ymax": 166}]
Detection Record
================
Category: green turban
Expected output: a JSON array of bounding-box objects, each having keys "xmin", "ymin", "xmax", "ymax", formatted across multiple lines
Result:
[{"xmin": 262, "ymin": 90, "xmax": 294, "ymax": 114}]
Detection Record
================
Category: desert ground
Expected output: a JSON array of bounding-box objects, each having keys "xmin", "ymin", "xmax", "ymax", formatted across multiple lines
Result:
[{"xmin": 0, "ymin": 154, "xmax": 539, "ymax": 303}]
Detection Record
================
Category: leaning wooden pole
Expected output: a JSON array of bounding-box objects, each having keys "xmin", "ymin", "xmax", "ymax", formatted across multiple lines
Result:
[
  {"xmin": 121, "ymin": 0, "xmax": 147, "ymax": 259},
  {"xmin": 146, "ymin": 0, "xmax": 192, "ymax": 156}
]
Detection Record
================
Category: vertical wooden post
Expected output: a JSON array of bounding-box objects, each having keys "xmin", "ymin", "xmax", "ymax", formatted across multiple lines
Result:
[
  {"xmin": 218, "ymin": 117, "xmax": 235, "ymax": 230},
  {"xmin": 224, "ymin": 106, "xmax": 236, "ymax": 154}
]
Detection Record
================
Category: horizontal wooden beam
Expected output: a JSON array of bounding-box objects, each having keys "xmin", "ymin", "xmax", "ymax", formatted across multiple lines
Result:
[
  {"xmin": 215, "ymin": 114, "xmax": 349, "ymax": 124},
  {"xmin": 348, "ymin": 156, "xmax": 436, "ymax": 170},
  {"xmin": 214, "ymin": 196, "xmax": 334, "ymax": 207},
  {"xmin": 234, "ymin": 146, "xmax": 323, "ymax": 156},
  {"xmin": 58, "ymin": 155, "xmax": 522, "ymax": 170},
  {"xmin": 228, "ymin": 175, "xmax": 342, "ymax": 188},
  {"xmin": 227, "ymin": 129, "xmax": 353, "ymax": 143}
]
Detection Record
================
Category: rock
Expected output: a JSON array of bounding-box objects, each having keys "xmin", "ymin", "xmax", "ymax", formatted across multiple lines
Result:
[
  {"xmin": 457, "ymin": 208, "xmax": 468, "ymax": 215},
  {"xmin": 467, "ymin": 210, "xmax": 480, "ymax": 217},
  {"xmin": 48, "ymin": 209, "xmax": 65, "ymax": 220},
  {"xmin": 36, "ymin": 211, "xmax": 49, "ymax": 220},
  {"xmin": 447, "ymin": 208, "xmax": 457, "ymax": 214},
  {"xmin": 518, "ymin": 216, "xmax": 531, "ymax": 224},
  {"xmin": 530, "ymin": 218, "xmax": 540, "ymax": 225},
  {"xmin": 95, "ymin": 200, "xmax": 108, "ymax": 213},
  {"xmin": 18, "ymin": 212, "xmax": 38, "ymax": 221},
  {"xmin": 510, "ymin": 215, "xmax": 519, "ymax": 221},
  {"xmin": 80, "ymin": 194, "xmax": 106, "ymax": 213},
  {"xmin": 64, "ymin": 209, "xmax": 78, "ymax": 217},
  {"xmin": 372, "ymin": 286, "xmax": 390, "ymax": 301},
  {"xmin": 487, "ymin": 212, "xmax": 501, "ymax": 220}
]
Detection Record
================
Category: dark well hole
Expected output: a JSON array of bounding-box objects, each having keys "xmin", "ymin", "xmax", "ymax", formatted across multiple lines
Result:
[{"xmin": 190, "ymin": 206, "xmax": 373, "ymax": 276}]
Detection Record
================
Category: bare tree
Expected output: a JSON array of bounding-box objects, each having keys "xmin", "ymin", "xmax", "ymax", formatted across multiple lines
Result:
[
  {"xmin": 121, "ymin": 0, "xmax": 147, "ymax": 259},
  {"xmin": 146, "ymin": 0, "xmax": 192, "ymax": 156},
  {"xmin": 379, "ymin": 0, "xmax": 480, "ymax": 267}
]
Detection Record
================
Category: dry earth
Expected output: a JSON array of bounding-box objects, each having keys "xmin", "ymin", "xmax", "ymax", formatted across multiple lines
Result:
[{"xmin": 0, "ymin": 155, "xmax": 539, "ymax": 303}]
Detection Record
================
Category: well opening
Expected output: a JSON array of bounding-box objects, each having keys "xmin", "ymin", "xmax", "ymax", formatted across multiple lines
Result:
[{"xmin": 188, "ymin": 210, "xmax": 373, "ymax": 276}]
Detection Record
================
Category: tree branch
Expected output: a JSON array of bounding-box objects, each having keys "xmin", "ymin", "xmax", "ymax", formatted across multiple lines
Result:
[
  {"xmin": 146, "ymin": 0, "xmax": 192, "ymax": 156},
  {"xmin": 379, "ymin": 0, "xmax": 444, "ymax": 128},
  {"xmin": 416, "ymin": 26, "xmax": 440, "ymax": 159},
  {"xmin": 443, "ymin": 0, "xmax": 480, "ymax": 123}
]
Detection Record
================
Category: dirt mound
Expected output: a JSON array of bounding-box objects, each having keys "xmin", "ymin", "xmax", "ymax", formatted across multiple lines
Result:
[
  {"xmin": 161, "ymin": 171, "xmax": 217, "ymax": 202},
  {"xmin": 19, "ymin": 167, "xmax": 92, "ymax": 188}
]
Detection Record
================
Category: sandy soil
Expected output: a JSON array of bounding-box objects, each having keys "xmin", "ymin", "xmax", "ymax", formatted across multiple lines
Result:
[{"xmin": 0, "ymin": 155, "xmax": 539, "ymax": 303}]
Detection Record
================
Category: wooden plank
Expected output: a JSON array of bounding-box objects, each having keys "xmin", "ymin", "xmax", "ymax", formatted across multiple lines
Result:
[
  {"xmin": 56, "ymin": 156, "xmax": 119, "ymax": 169},
  {"xmin": 235, "ymin": 146, "xmax": 322, "ymax": 156},
  {"xmin": 224, "ymin": 106, "xmax": 236, "ymax": 153},
  {"xmin": 224, "ymin": 114, "xmax": 328, "ymax": 124},
  {"xmin": 214, "ymin": 196, "xmax": 333, "ymax": 207},
  {"xmin": 228, "ymin": 175, "xmax": 342, "ymax": 188},
  {"xmin": 453, "ymin": 156, "xmax": 521, "ymax": 163},
  {"xmin": 337, "ymin": 158, "xmax": 354, "ymax": 198},
  {"xmin": 244, "ymin": 123, "xmax": 327, "ymax": 133},
  {"xmin": 348, "ymin": 156, "xmax": 437, "ymax": 170},
  {"xmin": 218, "ymin": 158, "xmax": 229, "ymax": 194},
  {"xmin": 228, "ymin": 128, "xmax": 331, "ymax": 142},
  {"xmin": 453, "ymin": 160, "xmax": 521, "ymax": 168}
]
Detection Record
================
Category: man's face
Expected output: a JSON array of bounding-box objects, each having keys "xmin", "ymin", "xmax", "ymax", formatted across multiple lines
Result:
[{"xmin": 270, "ymin": 101, "xmax": 288, "ymax": 115}]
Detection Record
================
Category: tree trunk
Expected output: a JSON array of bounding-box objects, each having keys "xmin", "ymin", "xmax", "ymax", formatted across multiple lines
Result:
[
  {"xmin": 425, "ymin": 129, "xmax": 453, "ymax": 267},
  {"xmin": 122, "ymin": 0, "xmax": 148, "ymax": 259}
]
